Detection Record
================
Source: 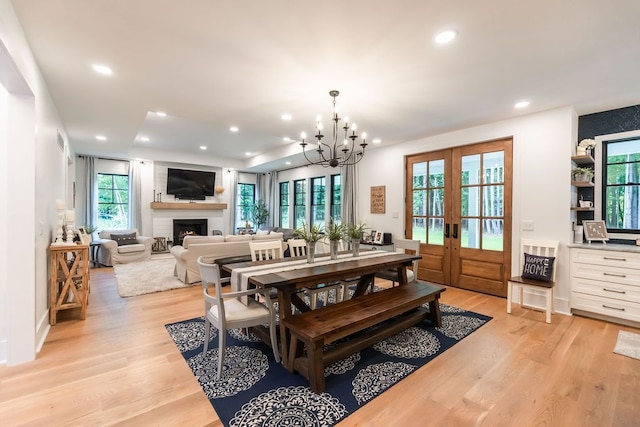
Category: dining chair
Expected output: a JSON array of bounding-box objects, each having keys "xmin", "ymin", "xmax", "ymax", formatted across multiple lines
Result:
[
  {"xmin": 287, "ymin": 238, "xmax": 308, "ymax": 257},
  {"xmin": 507, "ymin": 239, "xmax": 559, "ymax": 323},
  {"xmin": 249, "ymin": 240, "xmax": 285, "ymax": 261},
  {"xmin": 376, "ymin": 238, "xmax": 420, "ymax": 287},
  {"xmin": 197, "ymin": 256, "xmax": 280, "ymax": 379}
]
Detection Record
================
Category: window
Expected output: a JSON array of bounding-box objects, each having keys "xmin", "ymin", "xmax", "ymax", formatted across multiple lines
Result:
[
  {"xmin": 331, "ymin": 174, "xmax": 341, "ymax": 223},
  {"xmin": 293, "ymin": 179, "xmax": 306, "ymax": 229},
  {"xmin": 279, "ymin": 181, "xmax": 289, "ymax": 228},
  {"xmin": 97, "ymin": 173, "xmax": 129, "ymax": 229},
  {"xmin": 310, "ymin": 177, "xmax": 326, "ymax": 228},
  {"xmin": 602, "ymin": 138, "xmax": 640, "ymax": 232},
  {"xmin": 236, "ymin": 183, "xmax": 255, "ymax": 229}
]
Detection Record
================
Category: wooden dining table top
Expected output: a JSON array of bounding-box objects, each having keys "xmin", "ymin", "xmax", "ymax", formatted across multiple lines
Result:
[{"xmin": 223, "ymin": 252, "xmax": 419, "ymax": 290}]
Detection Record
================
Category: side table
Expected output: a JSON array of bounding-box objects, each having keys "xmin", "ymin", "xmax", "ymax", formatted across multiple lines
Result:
[
  {"xmin": 49, "ymin": 243, "xmax": 90, "ymax": 325},
  {"xmin": 152, "ymin": 237, "xmax": 169, "ymax": 253},
  {"xmin": 89, "ymin": 241, "xmax": 100, "ymax": 267}
]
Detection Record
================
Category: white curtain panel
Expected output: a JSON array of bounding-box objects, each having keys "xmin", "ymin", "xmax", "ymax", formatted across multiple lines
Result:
[
  {"xmin": 341, "ymin": 162, "xmax": 358, "ymax": 225},
  {"xmin": 128, "ymin": 160, "xmax": 143, "ymax": 231},
  {"xmin": 227, "ymin": 169, "xmax": 239, "ymax": 234}
]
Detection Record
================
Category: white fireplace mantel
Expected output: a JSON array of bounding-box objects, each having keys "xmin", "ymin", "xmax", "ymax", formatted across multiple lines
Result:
[{"xmin": 150, "ymin": 202, "xmax": 227, "ymax": 210}]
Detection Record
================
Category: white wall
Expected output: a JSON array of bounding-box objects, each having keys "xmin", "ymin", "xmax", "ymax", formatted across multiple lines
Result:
[
  {"xmin": 1, "ymin": 0, "xmax": 67, "ymax": 365},
  {"xmin": 358, "ymin": 107, "xmax": 576, "ymax": 312}
]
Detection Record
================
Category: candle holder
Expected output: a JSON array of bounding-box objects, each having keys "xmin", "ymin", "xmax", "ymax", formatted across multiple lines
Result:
[
  {"xmin": 52, "ymin": 210, "xmax": 65, "ymax": 245},
  {"xmin": 65, "ymin": 219, "xmax": 75, "ymax": 245}
]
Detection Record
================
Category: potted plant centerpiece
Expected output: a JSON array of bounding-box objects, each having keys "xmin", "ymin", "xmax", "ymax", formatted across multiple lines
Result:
[
  {"xmin": 347, "ymin": 222, "xmax": 367, "ymax": 257},
  {"xmin": 326, "ymin": 221, "xmax": 346, "ymax": 260},
  {"xmin": 294, "ymin": 222, "xmax": 324, "ymax": 263},
  {"xmin": 250, "ymin": 199, "xmax": 269, "ymax": 232}
]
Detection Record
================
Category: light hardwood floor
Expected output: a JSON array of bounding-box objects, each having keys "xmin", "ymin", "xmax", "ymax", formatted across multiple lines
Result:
[{"xmin": 1, "ymin": 266, "xmax": 639, "ymax": 426}]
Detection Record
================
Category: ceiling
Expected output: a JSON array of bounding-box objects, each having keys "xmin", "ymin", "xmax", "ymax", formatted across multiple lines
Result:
[{"xmin": 10, "ymin": 0, "xmax": 640, "ymax": 171}]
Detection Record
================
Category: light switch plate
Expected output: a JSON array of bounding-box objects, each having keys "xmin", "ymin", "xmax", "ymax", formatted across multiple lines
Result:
[{"xmin": 522, "ymin": 220, "xmax": 534, "ymax": 231}]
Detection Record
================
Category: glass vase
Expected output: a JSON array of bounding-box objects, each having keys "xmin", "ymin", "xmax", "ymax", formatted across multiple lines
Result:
[
  {"xmin": 306, "ymin": 242, "xmax": 315, "ymax": 263},
  {"xmin": 352, "ymin": 239, "xmax": 360, "ymax": 257},
  {"xmin": 330, "ymin": 240, "xmax": 339, "ymax": 260}
]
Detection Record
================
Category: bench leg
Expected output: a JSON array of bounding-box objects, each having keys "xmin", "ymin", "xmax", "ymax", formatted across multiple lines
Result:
[{"xmin": 307, "ymin": 341, "xmax": 326, "ymax": 393}]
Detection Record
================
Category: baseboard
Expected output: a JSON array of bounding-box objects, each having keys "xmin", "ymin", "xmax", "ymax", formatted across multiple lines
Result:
[
  {"xmin": 36, "ymin": 310, "xmax": 51, "ymax": 355},
  {"xmin": 0, "ymin": 338, "xmax": 6, "ymax": 365}
]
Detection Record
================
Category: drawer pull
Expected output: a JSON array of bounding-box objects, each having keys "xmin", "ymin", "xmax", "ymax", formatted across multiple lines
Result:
[
  {"xmin": 603, "ymin": 288, "xmax": 626, "ymax": 294},
  {"xmin": 602, "ymin": 304, "xmax": 625, "ymax": 311},
  {"xmin": 603, "ymin": 272, "xmax": 626, "ymax": 278},
  {"xmin": 603, "ymin": 256, "xmax": 626, "ymax": 262}
]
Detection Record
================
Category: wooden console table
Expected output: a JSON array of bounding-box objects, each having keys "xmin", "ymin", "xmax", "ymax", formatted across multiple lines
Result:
[{"xmin": 49, "ymin": 244, "xmax": 90, "ymax": 325}]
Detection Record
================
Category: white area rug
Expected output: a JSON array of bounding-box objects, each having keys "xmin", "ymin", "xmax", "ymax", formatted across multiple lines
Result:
[
  {"xmin": 613, "ymin": 330, "xmax": 640, "ymax": 361},
  {"xmin": 113, "ymin": 258, "xmax": 194, "ymax": 297}
]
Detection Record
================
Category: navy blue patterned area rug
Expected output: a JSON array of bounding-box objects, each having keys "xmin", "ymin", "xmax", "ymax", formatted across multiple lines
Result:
[{"xmin": 165, "ymin": 303, "xmax": 491, "ymax": 427}]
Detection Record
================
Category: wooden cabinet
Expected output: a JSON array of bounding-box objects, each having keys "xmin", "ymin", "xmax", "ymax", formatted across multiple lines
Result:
[
  {"xmin": 570, "ymin": 245, "xmax": 640, "ymax": 326},
  {"xmin": 49, "ymin": 244, "xmax": 90, "ymax": 325}
]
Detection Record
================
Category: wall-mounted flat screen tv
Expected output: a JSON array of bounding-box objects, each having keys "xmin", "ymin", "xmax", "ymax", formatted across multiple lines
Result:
[{"xmin": 166, "ymin": 168, "xmax": 215, "ymax": 200}]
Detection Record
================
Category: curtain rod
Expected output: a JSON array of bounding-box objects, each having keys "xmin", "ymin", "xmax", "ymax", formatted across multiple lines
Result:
[{"xmin": 77, "ymin": 154, "xmax": 145, "ymax": 164}]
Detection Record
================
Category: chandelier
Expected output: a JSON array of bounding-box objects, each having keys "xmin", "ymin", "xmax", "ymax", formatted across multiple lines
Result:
[{"xmin": 300, "ymin": 90, "xmax": 368, "ymax": 168}]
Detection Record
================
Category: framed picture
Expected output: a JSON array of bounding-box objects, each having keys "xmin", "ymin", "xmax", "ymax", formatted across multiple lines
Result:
[
  {"xmin": 373, "ymin": 230, "xmax": 384, "ymax": 244},
  {"xmin": 367, "ymin": 230, "xmax": 376, "ymax": 243},
  {"xmin": 76, "ymin": 227, "xmax": 92, "ymax": 245},
  {"xmin": 583, "ymin": 220, "xmax": 609, "ymax": 243}
]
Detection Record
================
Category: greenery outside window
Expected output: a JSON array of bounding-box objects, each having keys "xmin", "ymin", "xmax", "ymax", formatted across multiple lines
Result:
[
  {"xmin": 311, "ymin": 176, "xmax": 326, "ymax": 228},
  {"xmin": 603, "ymin": 138, "xmax": 640, "ymax": 232},
  {"xmin": 331, "ymin": 174, "xmax": 341, "ymax": 223},
  {"xmin": 236, "ymin": 183, "xmax": 255, "ymax": 229},
  {"xmin": 294, "ymin": 179, "xmax": 306, "ymax": 229},
  {"xmin": 279, "ymin": 181, "xmax": 289, "ymax": 228},
  {"xmin": 97, "ymin": 173, "xmax": 129, "ymax": 230}
]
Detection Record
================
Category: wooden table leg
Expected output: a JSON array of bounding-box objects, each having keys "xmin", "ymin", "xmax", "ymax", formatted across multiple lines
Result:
[
  {"xmin": 428, "ymin": 296, "xmax": 442, "ymax": 327},
  {"xmin": 277, "ymin": 286, "xmax": 294, "ymax": 371},
  {"xmin": 307, "ymin": 341, "xmax": 326, "ymax": 393}
]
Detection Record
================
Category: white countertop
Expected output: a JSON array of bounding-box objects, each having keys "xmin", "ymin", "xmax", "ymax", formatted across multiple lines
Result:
[{"xmin": 568, "ymin": 243, "xmax": 640, "ymax": 253}]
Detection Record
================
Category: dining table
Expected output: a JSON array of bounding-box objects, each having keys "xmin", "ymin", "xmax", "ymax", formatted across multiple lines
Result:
[{"xmin": 222, "ymin": 250, "xmax": 421, "ymax": 369}]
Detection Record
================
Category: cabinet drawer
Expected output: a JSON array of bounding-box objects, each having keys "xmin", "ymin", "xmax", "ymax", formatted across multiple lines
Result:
[
  {"xmin": 571, "ymin": 293, "xmax": 640, "ymax": 323},
  {"xmin": 570, "ymin": 262, "xmax": 640, "ymax": 287},
  {"xmin": 572, "ymin": 277, "xmax": 640, "ymax": 304},
  {"xmin": 571, "ymin": 248, "xmax": 640, "ymax": 269}
]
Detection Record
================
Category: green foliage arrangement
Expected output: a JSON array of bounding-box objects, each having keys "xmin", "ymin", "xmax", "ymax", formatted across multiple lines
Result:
[
  {"xmin": 326, "ymin": 221, "xmax": 346, "ymax": 241},
  {"xmin": 347, "ymin": 222, "xmax": 367, "ymax": 240},
  {"xmin": 250, "ymin": 199, "xmax": 269, "ymax": 230},
  {"xmin": 294, "ymin": 222, "xmax": 324, "ymax": 243}
]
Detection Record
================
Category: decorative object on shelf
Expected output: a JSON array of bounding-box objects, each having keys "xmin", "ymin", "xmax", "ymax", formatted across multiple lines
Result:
[
  {"xmin": 347, "ymin": 222, "xmax": 367, "ymax": 257},
  {"xmin": 65, "ymin": 210, "xmax": 76, "ymax": 245},
  {"xmin": 573, "ymin": 224, "xmax": 584, "ymax": 243},
  {"xmin": 294, "ymin": 223, "xmax": 324, "ymax": 263},
  {"xmin": 53, "ymin": 199, "xmax": 65, "ymax": 245},
  {"xmin": 583, "ymin": 220, "xmax": 609, "ymax": 243},
  {"xmin": 578, "ymin": 200, "xmax": 593, "ymax": 208},
  {"xmin": 214, "ymin": 185, "xmax": 225, "ymax": 201},
  {"xmin": 571, "ymin": 166, "xmax": 594, "ymax": 182},
  {"xmin": 577, "ymin": 138, "xmax": 596, "ymax": 156},
  {"xmin": 299, "ymin": 90, "xmax": 368, "ymax": 168}
]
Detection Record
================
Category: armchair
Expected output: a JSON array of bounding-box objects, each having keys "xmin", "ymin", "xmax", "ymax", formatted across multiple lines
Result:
[{"xmin": 94, "ymin": 229, "xmax": 153, "ymax": 266}]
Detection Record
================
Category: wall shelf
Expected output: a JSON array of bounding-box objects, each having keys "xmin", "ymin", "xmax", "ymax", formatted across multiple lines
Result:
[
  {"xmin": 571, "ymin": 207, "xmax": 595, "ymax": 211},
  {"xmin": 571, "ymin": 154, "xmax": 595, "ymax": 166},
  {"xmin": 571, "ymin": 181, "xmax": 595, "ymax": 187},
  {"xmin": 150, "ymin": 202, "xmax": 227, "ymax": 210}
]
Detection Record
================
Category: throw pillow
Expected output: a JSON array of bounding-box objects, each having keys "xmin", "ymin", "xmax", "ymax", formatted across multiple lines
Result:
[
  {"xmin": 256, "ymin": 229, "xmax": 269, "ymax": 235},
  {"xmin": 521, "ymin": 253, "xmax": 555, "ymax": 282},
  {"xmin": 111, "ymin": 232, "xmax": 137, "ymax": 246}
]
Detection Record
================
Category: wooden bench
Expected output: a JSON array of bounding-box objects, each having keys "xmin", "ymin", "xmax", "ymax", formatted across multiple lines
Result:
[{"xmin": 282, "ymin": 281, "xmax": 446, "ymax": 393}]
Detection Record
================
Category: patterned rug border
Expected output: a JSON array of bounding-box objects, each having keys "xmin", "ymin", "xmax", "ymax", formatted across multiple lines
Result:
[{"xmin": 165, "ymin": 302, "xmax": 492, "ymax": 427}]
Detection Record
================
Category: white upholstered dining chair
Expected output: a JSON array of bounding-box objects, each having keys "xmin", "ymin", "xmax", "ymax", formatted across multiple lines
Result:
[
  {"xmin": 197, "ymin": 256, "xmax": 280, "ymax": 379},
  {"xmin": 507, "ymin": 239, "xmax": 559, "ymax": 324}
]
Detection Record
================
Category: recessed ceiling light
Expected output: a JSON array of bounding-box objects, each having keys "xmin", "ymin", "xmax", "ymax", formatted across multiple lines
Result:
[
  {"xmin": 281, "ymin": 113, "xmax": 292, "ymax": 121},
  {"xmin": 200, "ymin": 146, "xmax": 207, "ymax": 150},
  {"xmin": 245, "ymin": 152, "xmax": 251, "ymax": 156},
  {"xmin": 155, "ymin": 111, "xmax": 167, "ymax": 117},
  {"xmin": 285, "ymin": 161, "xmax": 291, "ymax": 165},
  {"xmin": 283, "ymin": 137, "xmax": 291, "ymax": 142},
  {"xmin": 140, "ymin": 136, "xmax": 150, "ymax": 142},
  {"xmin": 230, "ymin": 126, "xmax": 239, "ymax": 132},
  {"xmin": 514, "ymin": 100, "xmax": 530, "ymax": 109},
  {"xmin": 372, "ymin": 138, "xmax": 382, "ymax": 144},
  {"xmin": 95, "ymin": 135, "xmax": 107, "ymax": 141},
  {"xmin": 435, "ymin": 30, "xmax": 457, "ymax": 44},
  {"xmin": 92, "ymin": 64, "xmax": 113, "ymax": 75}
]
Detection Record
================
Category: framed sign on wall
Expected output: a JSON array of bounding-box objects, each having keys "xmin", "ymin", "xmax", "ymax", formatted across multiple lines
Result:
[{"xmin": 370, "ymin": 186, "xmax": 385, "ymax": 214}]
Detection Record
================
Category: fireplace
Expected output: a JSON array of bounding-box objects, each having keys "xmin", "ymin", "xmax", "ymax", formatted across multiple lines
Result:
[{"xmin": 173, "ymin": 219, "xmax": 208, "ymax": 246}]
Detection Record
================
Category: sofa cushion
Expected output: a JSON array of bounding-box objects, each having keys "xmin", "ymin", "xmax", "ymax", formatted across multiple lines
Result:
[
  {"xmin": 225, "ymin": 234, "xmax": 253, "ymax": 242},
  {"xmin": 253, "ymin": 231, "xmax": 284, "ymax": 240},
  {"xmin": 111, "ymin": 232, "xmax": 137, "ymax": 246},
  {"xmin": 117, "ymin": 243, "xmax": 146, "ymax": 253},
  {"xmin": 182, "ymin": 235, "xmax": 225, "ymax": 249},
  {"xmin": 255, "ymin": 229, "xmax": 270, "ymax": 235}
]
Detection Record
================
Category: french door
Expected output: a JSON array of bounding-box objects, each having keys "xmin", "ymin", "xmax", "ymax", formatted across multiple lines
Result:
[{"xmin": 405, "ymin": 138, "xmax": 512, "ymax": 297}]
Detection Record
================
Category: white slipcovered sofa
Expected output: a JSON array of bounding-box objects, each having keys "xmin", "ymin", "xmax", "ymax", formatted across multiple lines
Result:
[
  {"xmin": 94, "ymin": 229, "xmax": 154, "ymax": 266},
  {"xmin": 171, "ymin": 232, "xmax": 285, "ymax": 284}
]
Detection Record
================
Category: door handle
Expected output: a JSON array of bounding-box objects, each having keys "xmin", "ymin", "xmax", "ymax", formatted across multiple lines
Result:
[
  {"xmin": 452, "ymin": 224, "xmax": 459, "ymax": 239},
  {"xmin": 445, "ymin": 223, "xmax": 450, "ymax": 238}
]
